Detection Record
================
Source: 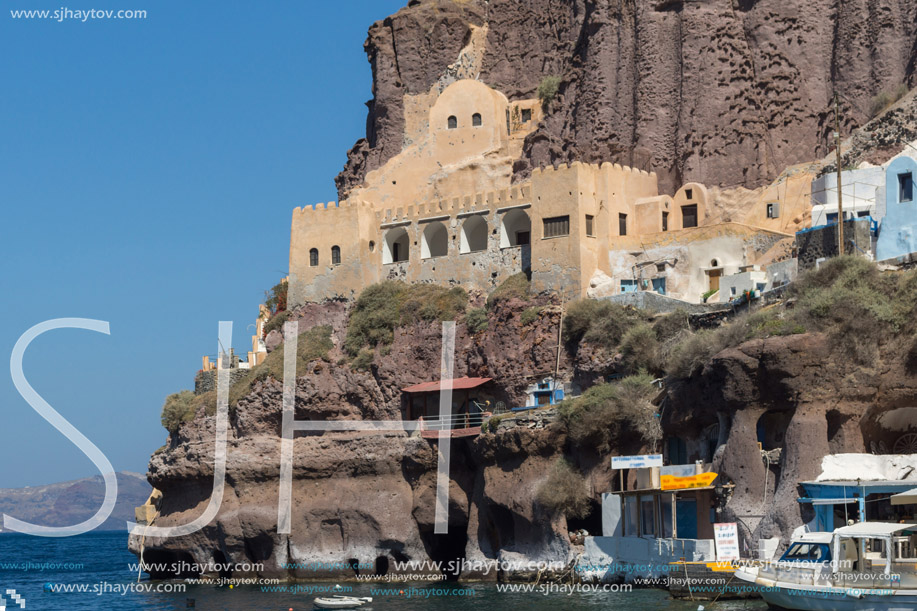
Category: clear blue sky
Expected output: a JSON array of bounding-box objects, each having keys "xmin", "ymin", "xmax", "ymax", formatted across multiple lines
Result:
[{"xmin": 0, "ymin": 0, "xmax": 407, "ymax": 488}]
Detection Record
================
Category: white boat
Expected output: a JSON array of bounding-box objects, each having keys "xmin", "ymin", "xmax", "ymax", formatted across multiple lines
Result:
[
  {"xmin": 734, "ymin": 523, "xmax": 917, "ymax": 610},
  {"xmin": 312, "ymin": 595, "xmax": 373, "ymax": 609}
]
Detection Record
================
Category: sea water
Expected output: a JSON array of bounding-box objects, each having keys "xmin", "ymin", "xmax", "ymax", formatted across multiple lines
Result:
[{"xmin": 0, "ymin": 532, "xmax": 767, "ymax": 610}]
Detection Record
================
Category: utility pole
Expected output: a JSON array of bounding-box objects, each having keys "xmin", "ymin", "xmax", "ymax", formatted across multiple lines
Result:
[{"xmin": 834, "ymin": 93, "xmax": 845, "ymax": 256}]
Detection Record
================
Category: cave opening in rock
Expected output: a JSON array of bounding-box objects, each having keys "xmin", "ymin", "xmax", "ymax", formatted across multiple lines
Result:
[
  {"xmin": 346, "ymin": 557, "xmax": 361, "ymax": 577},
  {"xmin": 243, "ymin": 533, "xmax": 274, "ymax": 564},
  {"xmin": 420, "ymin": 529, "xmax": 468, "ymax": 580},
  {"xmin": 141, "ymin": 549, "xmax": 198, "ymax": 579},
  {"xmin": 565, "ymin": 498, "xmax": 602, "ymax": 536},
  {"xmin": 374, "ymin": 555, "xmax": 390, "ymax": 577},
  {"xmin": 213, "ymin": 550, "xmax": 233, "ymax": 578},
  {"xmin": 484, "ymin": 504, "xmax": 515, "ymax": 553},
  {"xmin": 756, "ymin": 410, "xmax": 792, "ymax": 450}
]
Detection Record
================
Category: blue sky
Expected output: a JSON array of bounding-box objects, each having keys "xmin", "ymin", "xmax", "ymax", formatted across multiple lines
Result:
[{"xmin": 0, "ymin": 0, "xmax": 407, "ymax": 488}]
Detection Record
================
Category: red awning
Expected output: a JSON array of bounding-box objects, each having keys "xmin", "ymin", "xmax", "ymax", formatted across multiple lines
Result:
[{"xmin": 402, "ymin": 377, "xmax": 492, "ymax": 393}]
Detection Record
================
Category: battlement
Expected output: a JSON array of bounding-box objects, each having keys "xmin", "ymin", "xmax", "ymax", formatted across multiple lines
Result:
[
  {"xmin": 292, "ymin": 198, "xmax": 375, "ymax": 217},
  {"xmin": 373, "ymin": 183, "xmax": 533, "ymax": 225},
  {"xmin": 530, "ymin": 160, "xmax": 656, "ymax": 178}
]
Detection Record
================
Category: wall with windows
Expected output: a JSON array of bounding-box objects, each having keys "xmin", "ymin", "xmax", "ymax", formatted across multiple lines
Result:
[
  {"xmin": 876, "ymin": 156, "xmax": 917, "ymax": 261},
  {"xmin": 348, "ymin": 79, "xmax": 542, "ymax": 210},
  {"xmin": 289, "ymin": 200, "xmax": 380, "ymax": 305}
]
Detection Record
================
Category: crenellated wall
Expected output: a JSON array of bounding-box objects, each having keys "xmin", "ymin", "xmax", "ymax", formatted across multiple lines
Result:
[{"xmin": 289, "ymin": 79, "xmax": 795, "ymax": 306}]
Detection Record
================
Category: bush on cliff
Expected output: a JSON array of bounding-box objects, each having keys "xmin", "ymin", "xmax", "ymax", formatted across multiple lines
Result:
[
  {"xmin": 562, "ymin": 299, "xmax": 648, "ymax": 352},
  {"xmin": 262, "ymin": 310, "xmax": 290, "ymax": 338},
  {"xmin": 619, "ymin": 323, "xmax": 661, "ymax": 373},
  {"xmin": 537, "ymin": 75, "xmax": 561, "ymax": 107},
  {"xmin": 791, "ymin": 255, "xmax": 903, "ymax": 364},
  {"xmin": 263, "ymin": 280, "xmax": 288, "ymax": 315},
  {"xmin": 161, "ymin": 390, "xmax": 197, "ymax": 434},
  {"xmin": 485, "ymin": 273, "xmax": 530, "ymax": 309},
  {"xmin": 666, "ymin": 307, "xmax": 805, "ymax": 378},
  {"xmin": 558, "ymin": 372, "xmax": 660, "ymax": 453},
  {"xmin": 465, "ymin": 307, "xmax": 488, "ymax": 334},
  {"xmin": 190, "ymin": 325, "xmax": 334, "ymax": 416},
  {"xmin": 344, "ymin": 281, "xmax": 468, "ymax": 355},
  {"xmin": 870, "ymin": 83, "xmax": 909, "ymax": 118},
  {"xmin": 520, "ymin": 306, "xmax": 543, "ymax": 326},
  {"xmin": 535, "ymin": 458, "xmax": 591, "ymax": 518}
]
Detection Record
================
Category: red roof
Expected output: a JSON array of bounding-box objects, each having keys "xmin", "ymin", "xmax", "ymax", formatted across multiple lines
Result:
[{"xmin": 402, "ymin": 377, "xmax": 492, "ymax": 393}]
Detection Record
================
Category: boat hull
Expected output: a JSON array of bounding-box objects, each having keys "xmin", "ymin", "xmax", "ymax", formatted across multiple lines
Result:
[{"xmin": 758, "ymin": 584, "xmax": 917, "ymax": 611}]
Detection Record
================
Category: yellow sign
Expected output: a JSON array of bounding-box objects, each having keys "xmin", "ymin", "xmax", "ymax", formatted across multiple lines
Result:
[{"xmin": 660, "ymin": 472, "xmax": 718, "ymax": 490}]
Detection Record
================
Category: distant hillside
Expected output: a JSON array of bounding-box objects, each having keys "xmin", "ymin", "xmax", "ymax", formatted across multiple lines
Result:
[{"xmin": 0, "ymin": 472, "xmax": 151, "ymax": 532}]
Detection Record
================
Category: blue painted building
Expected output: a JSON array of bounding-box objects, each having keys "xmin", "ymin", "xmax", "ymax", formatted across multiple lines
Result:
[
  {"xmin": 798, "ymin": 479, "xmax": 917, "ymax": 532},
  {"xmin": 876, "ymin": 155, "xmax": 917, "ymax": 261}
]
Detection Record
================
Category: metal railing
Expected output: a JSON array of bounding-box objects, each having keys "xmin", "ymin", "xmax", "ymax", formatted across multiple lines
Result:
[{"xmin": 419, "ymin": 411, "xmax": 492, "ymax": 432}]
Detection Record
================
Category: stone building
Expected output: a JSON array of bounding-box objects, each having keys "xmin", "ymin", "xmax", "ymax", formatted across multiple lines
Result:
[{"xmin": 289, "ymin": 79, "xmax": 793, "ymax": 306}]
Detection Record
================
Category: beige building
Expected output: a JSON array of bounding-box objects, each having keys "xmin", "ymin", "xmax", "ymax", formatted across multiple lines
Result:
[{"xmin": 288, "ymin": 79, "xmax": 793, "ymax": 306}]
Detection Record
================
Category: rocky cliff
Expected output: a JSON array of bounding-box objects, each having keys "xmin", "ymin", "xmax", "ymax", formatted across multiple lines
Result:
[
  {"xmin": 337, "ymin": 0, "xmax": 917, "ymax": 197},
  {"xmin": 132, "ymin": 295, "xmax": 595, "ymax": 580},
  {"xmin": 132, "ymin": 269, "xmax": 917, "ymax": 580}
]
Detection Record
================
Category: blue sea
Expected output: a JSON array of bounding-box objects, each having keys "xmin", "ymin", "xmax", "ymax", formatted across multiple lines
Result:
[{"xmin": 0, "ymin": 531, "xmax": 768, "ymax": 610}]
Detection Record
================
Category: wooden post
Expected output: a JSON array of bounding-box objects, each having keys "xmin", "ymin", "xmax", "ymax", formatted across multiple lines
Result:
[
  {"xmin": 834, "ymin": 92, "xmax": 845, "ymax": 255},
  {"xmin": 553, "ymin": 290, "xmax": 566, "ymax": 397}
]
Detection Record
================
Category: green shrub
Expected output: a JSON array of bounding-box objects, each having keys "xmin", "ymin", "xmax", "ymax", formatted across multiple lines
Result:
[
  {"xmin": 262, "ymin": 310, "xmax": 290, "ymax": 337},
  {"xmin": 558, "ymin": 372, "xmax": 659, "ymax": 452},
  {"xmin": 485, "ymin": 414, "xmax": 504, "ymax": 433},
  {"xmin": 264, "ymin": 280, "xmax": 288, "ymax": 315},
  {"xmin": 870, "ymin": 83, "xmax": 909, "ymax": 118},
  {"xmin": 701, "ymin": 288, "xmax": 718, "ymax": 302},
  {"xmin": 619, "ymin": 323, "xmax": 660, "ymax": 373},
  {"xmin": 537, "ymin": 76, "xmax": 561, "ymax": 107},
  {"xmin": 791, "ymin": 256, "xmax": 902, "ymax": 365},
  {"xmin": 161, "ymin": 390, "xmax": 196, "ymax": 434},
  {"xmin": 486, "ymin": 273, "xmax": 531, "ymax": 309},
  {"xmin": 652, "ymin": 309, "xmax": 690, "ymax": 342},
  {"xmin": 520, "ymin": 306, "xmax": 543, "ymax": 326},
  {"xmin": 351, "ymin": 349, "xmax": 375, "ymax": 371},
  {"xmin": 465, "ymin": 308, "xmax": 489, "ymax": 334},
  {"xmin": 535, "ymin": 458, "xmax": 591, "ymax": 518},
  {"xmin": 345, "ymin": 282, "xmax": 468, "ymax": 355},
  {"xmin": 562, "ymin": 299, "xmax": 647, "ymax": 351},
  {"xmin": 195, "ymin": 325, "xmax": 335, "ymax": 413}
]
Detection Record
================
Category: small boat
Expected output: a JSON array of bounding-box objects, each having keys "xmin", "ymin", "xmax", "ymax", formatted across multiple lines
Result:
[
  {"xmin": 313, "ymin": 595, "xmax": 373, "ymax": 609},
  {"xmin": 734, "ymin": 523, "xmax": 917, "ymax": 610}
]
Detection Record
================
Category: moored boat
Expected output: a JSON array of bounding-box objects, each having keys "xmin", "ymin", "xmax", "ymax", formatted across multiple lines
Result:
[
  {"xmin": 734, "ymin": 523, "xmax": 917, "ymax": 610},
  {"xmin": 313, "ymin": 595, "xmax": 373, "ymax": 609}
]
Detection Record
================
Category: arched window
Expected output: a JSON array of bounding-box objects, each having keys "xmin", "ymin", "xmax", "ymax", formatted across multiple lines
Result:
[
  {"xmin": 383, "ymin": 227, "xmax": 410, "ymax": 264},
  {"xmin": 472, "ymin": 112, "xmax": 482, "ymax": 127},
  {"xmin": 421, "ymin": 222, "xmax": 448, "ymax": 259},
  {"xmin": 309, "ymin": 248, "xmax": 318, "ymax": 267},
  {"xmin": 447, "ymin": 115, "xmax": 457, "ymax": 129},
  {"xmin": 331, "ymin": 245, "xmax": 341, "ymax": 265},
  {"xmin": 460, "ymin": 215, "xmax": 488, "ymax": 253},
  {"xmin": 500, "ymin": 208, "xmax": 532, "ymax": 248}
]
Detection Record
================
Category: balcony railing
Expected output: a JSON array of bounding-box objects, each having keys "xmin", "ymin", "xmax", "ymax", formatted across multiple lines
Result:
[{"xmin": 418, "ymin": 412, "xmax": 492, "ymax": 438}]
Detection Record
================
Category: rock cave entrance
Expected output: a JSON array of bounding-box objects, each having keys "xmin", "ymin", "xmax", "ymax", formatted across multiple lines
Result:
[
  {"xmin": 141, "ymin": 549, "xmax": 198, "ymax": 579},
  {"xmin": 565, "ymin": 498, "xmax": 602, "ymax": 536},
  {"xmin": 419, "ymin": 529, "xmax": 468, "ymax": 580}
]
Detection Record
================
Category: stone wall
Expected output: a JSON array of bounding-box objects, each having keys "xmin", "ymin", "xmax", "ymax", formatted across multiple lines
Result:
[
  {"xmin": 194, "ymin": 368, "xmax": 250, "ymax": 395},
  {"xmin": 796, "ymin": 218, "xmax": 873, "ymax": 270}
]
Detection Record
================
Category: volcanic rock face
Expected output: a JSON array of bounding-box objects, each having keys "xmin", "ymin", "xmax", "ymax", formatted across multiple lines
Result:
[
  {"xmin": 337, "ymin": 0, "xmax": 917, "ymax": 197},
  {"xmin": 667, "ymin": 332, "xmax": 917, "ymax": 547},
  {"xmin": 131, "ymin": 299, "xmax": 586, "ymax": 580},
  {"xmin": 131, "ymin": 296, "xmax": 917, "ymax": 579}
]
